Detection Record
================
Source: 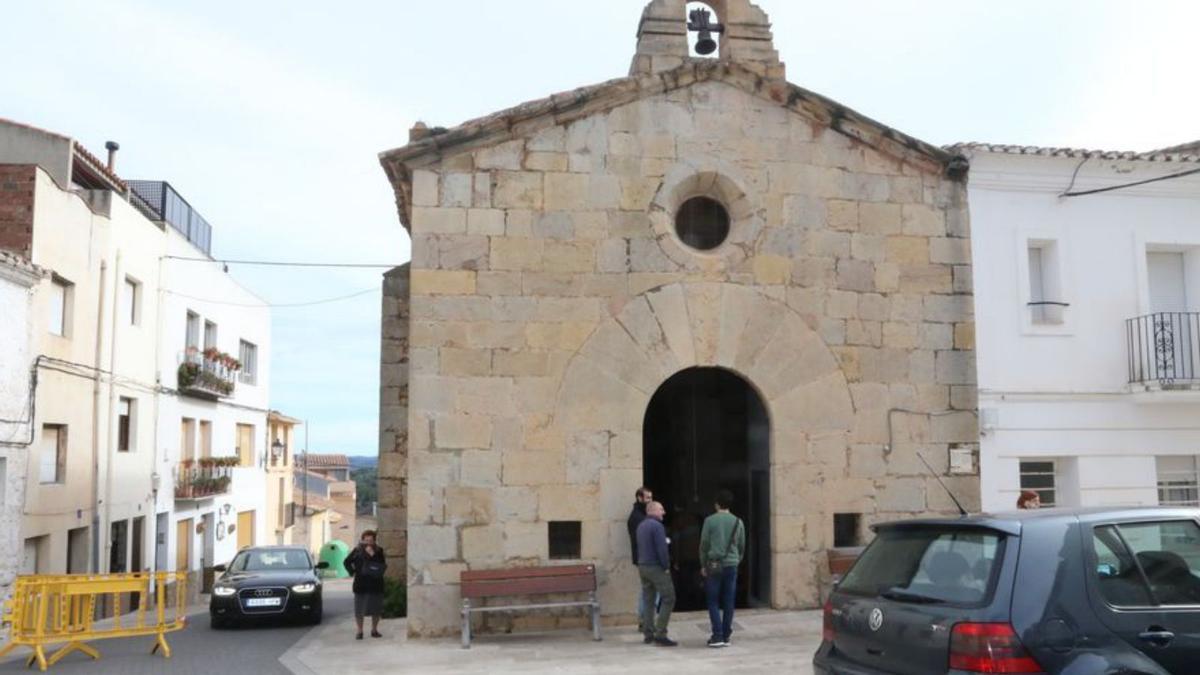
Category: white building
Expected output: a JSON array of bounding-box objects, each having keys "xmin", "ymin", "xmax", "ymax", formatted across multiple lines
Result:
[
  {"xmin": 0, "ymin": 250, "xmax": 44, "ymax": 602},
  {"xmin": 961, "ymin": 142, "xmax": 1200, "ymax": 511},
  {"xmin": 0, "ymin": 119, "xmax": 271, "ymax": 591},
  {"xmin": 148, "ymin": 192, "xmax": 272, "ymax": 584}
]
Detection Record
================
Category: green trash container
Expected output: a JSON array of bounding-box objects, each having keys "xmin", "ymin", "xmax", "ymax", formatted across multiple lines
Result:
[{"xmin": 319, "ymin": 539, "xmax": 351, "ymax": 579}]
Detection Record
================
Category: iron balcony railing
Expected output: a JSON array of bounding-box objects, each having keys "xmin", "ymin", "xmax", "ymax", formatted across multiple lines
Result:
[
  {"xmin": 175, "ymin": 462, "xmax": 233, "ymax": 500},
  {"xmin": 1128, "ymin": 312, "xmax": 1200, "ymax": 387},
  {"xmin": 177, "ymin": 348, "xmax": 239, "ymax": 399},
  {"xmin": 127, "ymin": 180, "xmax": 213, "ymax": 255}
]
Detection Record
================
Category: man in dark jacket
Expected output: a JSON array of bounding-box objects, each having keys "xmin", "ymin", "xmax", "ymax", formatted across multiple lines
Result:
[
  {"xmin": 636, "ymin": 501, "xmax": 677, "ymax": 646},
  {"xmin": 626, "ymin": 486, "xmax": 655, "ymax": 631}
]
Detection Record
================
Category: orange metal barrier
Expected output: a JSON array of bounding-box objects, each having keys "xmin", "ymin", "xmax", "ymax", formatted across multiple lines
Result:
[{"xmin": 0, "ymin": 571, "xmax": 187, "ymax": 671}]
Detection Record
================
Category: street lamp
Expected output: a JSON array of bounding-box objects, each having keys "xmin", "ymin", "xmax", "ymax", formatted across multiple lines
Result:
[{"xmin": 271, "ymin": 438, "xmax": 285, "ymax": 464}]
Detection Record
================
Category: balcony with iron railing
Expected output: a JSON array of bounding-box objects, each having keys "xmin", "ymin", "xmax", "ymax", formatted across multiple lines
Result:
[
  {"xmin": 174, "ymin": 459, "xmax": 238, "ymax": 501},
  {"xmin": 127, "ymin": 180, "xmax": 213, "ymax": 255},
  {"xmin": 1127, "ymin": 312, "xmax": 1200, "ymax": 390},
  {"xmin": 177, "ymin": 347, "xmax": 242, "ymax": 400}
]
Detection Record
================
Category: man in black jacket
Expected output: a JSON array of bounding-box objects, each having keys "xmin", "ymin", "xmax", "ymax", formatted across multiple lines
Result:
[{"xmin": 627, "ymin": 486, "xmax": 654, "ymax": 632}]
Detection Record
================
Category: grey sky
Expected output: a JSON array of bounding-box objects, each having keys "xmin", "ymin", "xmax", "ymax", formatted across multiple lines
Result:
[{"xmin": 2, "ymin": 0, "xmax": 1196, "ymax": 456}]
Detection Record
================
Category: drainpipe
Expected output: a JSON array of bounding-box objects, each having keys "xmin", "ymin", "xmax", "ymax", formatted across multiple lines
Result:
[
  {"xmin": 149, "ymin": 253, "xmax": 165, "ymax": 575},
  {"xmin": 90, "ymin": 261, "xmax": 108, "ymax": 574},
  {"xmin": 103, "ymin": 251, "xmax": 122, "ymax": 573}
]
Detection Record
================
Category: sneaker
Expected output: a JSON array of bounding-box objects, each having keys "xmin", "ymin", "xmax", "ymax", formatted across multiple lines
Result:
[
  {"xmin": 654, "ymin": 636, "xmax": 678, "ymax": 647},
  {"xmin": 723, "ymin": 634, "xmax": 732, "ymax": 646},
  {"xmin": 355, "ymin": 633, "xmax": 363, "ymax": 640},
  {"xmin": 643, "ymin": 633, "xmax": 655, "ymax": 644},
  {"xmin": 706, "ymin": 636, "xmax": 727, "ymax": 648}
]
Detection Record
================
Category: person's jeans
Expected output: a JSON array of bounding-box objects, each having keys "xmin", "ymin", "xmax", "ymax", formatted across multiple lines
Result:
[
  {"xmin": 705, "ymin": 565, "xmax": 738, "ymax": 640},
  {"xmin": 638, "ymin": 564, "xmax": 676, "ymax": 638}
]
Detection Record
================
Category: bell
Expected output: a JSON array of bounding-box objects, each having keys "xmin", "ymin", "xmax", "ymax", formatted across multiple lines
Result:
[{"xmin": 695, "ymin": 31, "xmax": 718, "ymax": 56}]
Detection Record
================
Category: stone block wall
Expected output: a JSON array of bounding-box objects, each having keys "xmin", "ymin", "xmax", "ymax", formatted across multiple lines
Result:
[
  {"xmin": 385, "ymin": 72, "xmax": 979, "ymax": 637},
  {"xmin": 378, "ymin": 264, "xmax": 410, "ymax": 576}
]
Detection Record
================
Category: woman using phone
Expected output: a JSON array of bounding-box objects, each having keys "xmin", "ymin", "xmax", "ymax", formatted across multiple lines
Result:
[{"xmin": 344, "ymin": 529, "xmax": 387, "ymax": 639}]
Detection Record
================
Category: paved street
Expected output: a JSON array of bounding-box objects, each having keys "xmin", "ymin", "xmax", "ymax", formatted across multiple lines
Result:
[
  {"xmin": 291, "ymin": 605, "xmax": 823, "ymax": 674},
  {"xmin": 0, "ymin": 581, "xmax": 354, "ymax": 674}
]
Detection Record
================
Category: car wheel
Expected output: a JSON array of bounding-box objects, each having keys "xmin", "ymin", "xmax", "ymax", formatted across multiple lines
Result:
[{"xmin": 210, "ymin": 616, "xmax": 225, "ymax": 630}]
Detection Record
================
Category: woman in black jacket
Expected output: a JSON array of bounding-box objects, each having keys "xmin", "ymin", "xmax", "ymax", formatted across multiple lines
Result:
[{"xmin": 344, "ymin": 530, "xmax": 387, "ymax": 639}]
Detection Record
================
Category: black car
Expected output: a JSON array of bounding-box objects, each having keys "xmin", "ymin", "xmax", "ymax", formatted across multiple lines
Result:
[
  {"xmin": 209, "ymin": 546, "xmax": 328, "ymax": 629},
  {"xmin": 814, "ymin": 507, "xmax": 1200, "ymax": 674}
]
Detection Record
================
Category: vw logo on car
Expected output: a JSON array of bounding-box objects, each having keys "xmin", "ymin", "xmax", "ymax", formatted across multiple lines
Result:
[{"xmin": 868, "ymin": 607, "xmax": 884, "ymax": 632}]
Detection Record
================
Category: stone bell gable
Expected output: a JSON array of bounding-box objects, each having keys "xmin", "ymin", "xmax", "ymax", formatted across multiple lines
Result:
[{"xmin": 379, "ymin": 0, "xmax": 978, "ymax": 638}]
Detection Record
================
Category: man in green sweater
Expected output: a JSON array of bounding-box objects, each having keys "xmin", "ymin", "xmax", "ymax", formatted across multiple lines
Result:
[{"xmin": 699, "ymin": 489, "xmax": 745, "ymax": 648}]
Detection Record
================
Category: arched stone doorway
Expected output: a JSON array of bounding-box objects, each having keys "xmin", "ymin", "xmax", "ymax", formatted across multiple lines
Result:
[
  {"xmin": 644, "ymin": 367, "xmax": 770, "ymax": 610},
  {"xmin": 554, "ymin": 281, "xmax": 855, "ymax": 612}
]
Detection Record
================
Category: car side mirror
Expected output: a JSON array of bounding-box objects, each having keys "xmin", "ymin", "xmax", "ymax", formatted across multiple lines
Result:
[
  {"xmin": 213, "ymin": 564, "xmax": 227, "ymax": 573},
  {"xmin": 315, "ymin": 561, "xmax": 330, "ymax": 570}
]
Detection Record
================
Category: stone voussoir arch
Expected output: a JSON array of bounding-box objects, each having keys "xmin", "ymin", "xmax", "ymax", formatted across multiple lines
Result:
[{"xmin": 554, "ymin": 279, "xmax": 855, "ymax": 486}]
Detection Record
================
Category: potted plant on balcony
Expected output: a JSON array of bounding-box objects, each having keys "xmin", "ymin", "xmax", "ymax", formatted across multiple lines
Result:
[{"xmin": 177, "ymin": 362, "xmax": 200, "ymax": 389}]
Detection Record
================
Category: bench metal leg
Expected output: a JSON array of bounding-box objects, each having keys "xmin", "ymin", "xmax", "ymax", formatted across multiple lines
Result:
[
  {"xmin": 590, "ymin": 592, "xmax": 602, "ymax": 642},
  {"xmin": 461, "ymin": 600, "xmax": 471, "ymax": 649}
]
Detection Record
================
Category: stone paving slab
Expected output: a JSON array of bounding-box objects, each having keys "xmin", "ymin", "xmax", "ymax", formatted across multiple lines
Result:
[{"xmin": 288, "ymin": 608, "xmax": 822, "ymax": 674}]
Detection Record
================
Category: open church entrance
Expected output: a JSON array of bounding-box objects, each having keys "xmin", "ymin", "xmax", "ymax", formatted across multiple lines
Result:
[{"xmin": 643, "ymin": 367, "xmax": 771, "ymax": 611}]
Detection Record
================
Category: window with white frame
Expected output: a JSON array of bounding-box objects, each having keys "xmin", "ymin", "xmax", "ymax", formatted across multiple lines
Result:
[
  {"xmin": 1157, "ymin": 456, "xmax": 1200, "ymax": 507},
  {"xmin": 203, "ymin": 321, "xmax": 218, "ymax": 351},
  {"xmin": 1027, "ymin": 240, "xmax": 1065, "ymax": 325},
  {"xmin": 239, "ymin": 340, "xmax": 257, "ymax": 385},
  {"xmin": 123, "ymin": 276, "xmax": 141, "ymax": 326},
  {"xmin": 185, "ymin": 311, "xmax": 200, "ymax": 351},
  {"xmin": 49, "ymin": 275, "xmax": 73, "ymax": 337},
  {"xmin": 1019, "ymin": 460, "xmax": 1057, "ymax": 507}
]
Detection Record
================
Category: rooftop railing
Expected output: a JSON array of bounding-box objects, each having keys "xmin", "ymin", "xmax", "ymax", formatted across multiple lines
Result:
[{"xmin": 128, "ymin": 180, "xmax": 213, "ymax": 255}]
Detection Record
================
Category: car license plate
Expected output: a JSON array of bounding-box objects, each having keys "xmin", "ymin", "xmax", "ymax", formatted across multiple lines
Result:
[{"xmin": 245, "ymin": 597, "xmax": 281, "ymax": 607}]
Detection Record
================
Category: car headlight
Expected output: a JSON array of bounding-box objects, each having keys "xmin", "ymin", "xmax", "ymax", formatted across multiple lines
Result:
[
  {"xmin": 213, "ymin": 586, "xmax": 237, "ymax": 597},
  {"xmin": 291, "ymin": 583, "xmax": 317, "ymax": 593}
]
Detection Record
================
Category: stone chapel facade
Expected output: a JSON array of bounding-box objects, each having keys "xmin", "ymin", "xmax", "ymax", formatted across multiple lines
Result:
[{"xmin": 378, "ymin": 0, "xmax": 980, "ymax": 637}]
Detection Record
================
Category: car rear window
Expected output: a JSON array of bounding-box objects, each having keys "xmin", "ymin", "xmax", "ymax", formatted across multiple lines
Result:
[{"xmin": 839, "ymin": 528, "xmax": 1004, "ymax": 605}]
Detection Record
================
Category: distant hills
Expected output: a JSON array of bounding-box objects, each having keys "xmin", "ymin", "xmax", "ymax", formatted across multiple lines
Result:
[{"xmin": 348, "ymin": 455, "xmax": 377, "ymax": 470}]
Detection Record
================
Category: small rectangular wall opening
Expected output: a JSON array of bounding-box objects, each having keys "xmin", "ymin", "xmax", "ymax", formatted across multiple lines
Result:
[
  {"xmin": 833, "ymin": 513, "xmax": 862, "ymax": 548},
  {"xmin": 548, "ymin": 521, "xmax": 582, "ymax": 560}
]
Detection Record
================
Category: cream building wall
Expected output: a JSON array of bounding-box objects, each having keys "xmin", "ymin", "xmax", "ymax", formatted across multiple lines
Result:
[
  {"xmin": 20, "ymin": 168, "xmax": 163, "ymax": 577},
  {"xmin": 2, "ymin": 120, "xmax": 274, "ymax": 587},
  {"xmin": 265, "ymin": 413, "xmax": 301, "ymax": 546},
  {"xmin": 380, "ymin": 0, "xmax": 980, "ymax": 637}
]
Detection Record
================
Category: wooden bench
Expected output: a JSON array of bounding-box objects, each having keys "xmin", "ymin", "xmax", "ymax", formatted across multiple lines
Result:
[
  {"xmin": 828, "ymin": 547, "xmax": 866, "ymax": 583},
  {"xmin": 460, "ymin": 564, "xmax": 601, "ymax": 648}
]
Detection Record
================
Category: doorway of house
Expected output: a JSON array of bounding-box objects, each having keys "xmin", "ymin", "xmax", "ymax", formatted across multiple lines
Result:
[{"xmin": 643, "ymin": 367, "xmax": 771, "ymax": 612}]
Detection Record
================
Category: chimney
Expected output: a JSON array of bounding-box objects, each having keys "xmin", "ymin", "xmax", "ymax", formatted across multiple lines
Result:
[{"xmin": 104, "ymin": 141, "xmax": 120, "ymax": 172}]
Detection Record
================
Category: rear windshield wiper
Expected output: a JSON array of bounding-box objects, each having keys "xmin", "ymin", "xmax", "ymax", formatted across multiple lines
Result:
[{"xmin": 880, "ymin": 588, "xmax": 945, "ymax": 604}]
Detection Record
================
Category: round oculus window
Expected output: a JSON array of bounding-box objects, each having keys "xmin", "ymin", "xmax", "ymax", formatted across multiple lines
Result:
[{"xmin": 674, "ymin": 196, "xmax": 730, "ymax": 251}]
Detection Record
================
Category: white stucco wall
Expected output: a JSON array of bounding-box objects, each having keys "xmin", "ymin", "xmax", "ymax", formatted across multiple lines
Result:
[
  {"xmin": 155, "ymin": 227, "xmax": 272, "ymax": 573},
  {"xmin": 0, "ymin": 257, "xmax": 40, "ymax": 602},
  {"xmin": 967, "ymin": 149, "xmax": 1200, "ymax": 511}
]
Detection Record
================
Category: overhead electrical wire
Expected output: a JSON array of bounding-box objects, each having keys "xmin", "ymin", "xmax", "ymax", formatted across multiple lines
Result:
[
  {"xmin": 163, "ymin": 255, "xmax": 402, "ymax": 269},
  {"xmin": 1062, "ymin": 165, "xmax": 1200, "ymax": 198},
  {"xmin": 162, "ymin": 287, "xmax": 380, "ymax": 308}
]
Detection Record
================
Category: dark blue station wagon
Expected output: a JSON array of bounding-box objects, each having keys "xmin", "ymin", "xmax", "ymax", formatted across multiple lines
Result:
[{"xmin": 814, "ymin": 508, "xmax": 1200, "ymax": 674}]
